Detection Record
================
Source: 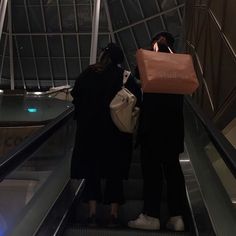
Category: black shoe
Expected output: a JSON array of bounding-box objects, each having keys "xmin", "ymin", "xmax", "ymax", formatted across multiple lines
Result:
[
  {"xmin": 106, "ymin": 215, "xmax": 121, "ymax": 228},
  {"xmin": 86, "ymin": 215, "xmax": 98, "ymax": 227}
]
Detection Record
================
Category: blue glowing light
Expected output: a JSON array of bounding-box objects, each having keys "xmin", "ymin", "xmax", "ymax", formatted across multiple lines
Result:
[{"xmin": 27, "ymin": 108, "xmax": 37, "ymax": 113}]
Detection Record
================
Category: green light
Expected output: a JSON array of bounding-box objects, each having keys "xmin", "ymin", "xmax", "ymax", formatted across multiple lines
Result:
[{"xmin": 27, "ymin": 108, "xmax": 37, "ymax": 113}]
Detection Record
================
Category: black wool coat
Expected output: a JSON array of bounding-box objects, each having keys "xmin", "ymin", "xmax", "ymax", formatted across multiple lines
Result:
[
  {"xmin": 70, "ymin": 64, "xmax": 142, "ymax": 180},
  {"xmin": 138, "ymin": 93, "xmax": 184, "ymax": 155}
]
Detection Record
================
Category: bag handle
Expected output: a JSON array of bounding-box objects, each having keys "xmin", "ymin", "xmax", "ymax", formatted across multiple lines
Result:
[
  {"xmin": 123, "ymin": 70, "xmax": 131, "ymax": 85},
  {"xmin": 153, "ymin": 42, "xmax": 174, "ymax": 54},
  {"xmin": 167, "ymin": 46, "xmax": 174, "ymax": 54}
]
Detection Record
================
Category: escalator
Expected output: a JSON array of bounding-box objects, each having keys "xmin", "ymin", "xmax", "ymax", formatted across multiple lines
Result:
[
  {"xmin": 0, "ymin": 96, "xmax": 236, "ymax": 236},
  {"xmin": 0, "ymin": 101, "xmax": 76, "ymax": 236},
  {"xmin": 63, "ymin": 147, "xmax": 195, "ymax": 236}
]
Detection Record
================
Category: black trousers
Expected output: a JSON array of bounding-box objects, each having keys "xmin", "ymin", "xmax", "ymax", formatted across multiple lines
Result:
[
  {"xmin": 83, "ymin": 178, "xmax": 124, "ymax": 204},
  {"xmin": 141, "ymin": 140, "xmax": 186, "ymax": 218}
]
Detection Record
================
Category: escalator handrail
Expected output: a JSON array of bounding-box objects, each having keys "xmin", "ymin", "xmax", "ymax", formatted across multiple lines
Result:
[
  {"xmin": 185, "ymin": 96, "xmax": 236, "ymax": 178},
  {"xmin": 0, "ymin": 106, "xmax": 74, "ymax": 181}
]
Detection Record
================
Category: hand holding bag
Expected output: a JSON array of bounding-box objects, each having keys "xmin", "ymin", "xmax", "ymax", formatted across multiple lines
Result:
[{"xmin": 136, "ymin": 48, "xmax": 199, "ymax": 94}]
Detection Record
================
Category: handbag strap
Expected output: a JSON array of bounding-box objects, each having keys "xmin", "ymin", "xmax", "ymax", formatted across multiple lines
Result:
[
  {"xmin": 123, "ymin": 70, "xmax": 131, "ymax": 85},
  {"xmin": 153, "ymin": 42, "xmax": 174, "ymax": 54},
  {"xmin": 167, "ymin": 46, "xmax": 174, "ymax": 54}
]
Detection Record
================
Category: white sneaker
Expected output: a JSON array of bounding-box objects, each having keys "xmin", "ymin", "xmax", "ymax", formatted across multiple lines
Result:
[
  {"xmin": 166, "ymin": 215, "xmax": 185, "ymax": 231},
  {"xmin": 128, "ymin": 213, "xmax": 160, "ymax": 230}
]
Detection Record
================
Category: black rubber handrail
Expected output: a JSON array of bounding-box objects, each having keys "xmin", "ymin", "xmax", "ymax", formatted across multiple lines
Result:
[
  {"xmin": 185, "ymin": 96, "xmax": 236, "ymax": 178},
  {"xmin": 34, "ymin": 179, "xmax": 85, "ymax": 236},
  {"xmin": 0, "ymin": 106, "xmax": 74, "ymax": 181}
]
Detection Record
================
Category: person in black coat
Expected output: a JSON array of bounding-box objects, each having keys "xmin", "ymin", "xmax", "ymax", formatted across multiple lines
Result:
[
  {"xmin": 128, "ymin": 32, "xmax": 186, "ymax": 231},
  {"xmin": 70, "ymin": 43, "xmax": 142, "ymax": 226}
]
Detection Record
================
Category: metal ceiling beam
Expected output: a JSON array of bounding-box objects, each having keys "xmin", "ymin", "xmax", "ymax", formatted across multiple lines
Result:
[
  {"xmin": 0, "ymin": 0, "xmax": 8, "ymax": 86},
  {"xmin": 113, "ymin": 4, "xmax": 184, "ymax": 34},
  {"xmin": 73, "ymin": 0, "xmax": 82, "ymax": 74},
  {"xmin": 116, "ymin": 33, "xmax": 131, "ymax": 71},
  {"xmin": 40, "ymin": 0, "xmax": 54, "ymax": 88},
  {"xmin": 119, "ymin": 0, "xmax": 138, "ymax": 49},
  {"xmin": 14, "ymin": 36, "xmax": 26, "ymax": 89},
  {"xmin": 208, "ymin": 9, "xmax": 236, "ymax": 60},
  {"xmin": 8, "ymin": 0, "xmax": 14, "ymax": 90},
  {"xmin": 57, "ymin": 0, "xmax": 69, "ymax": 86},
  {"xmin": 90, "ymin": 0, "xmax": 101, "ymax": 65},
  {"xmin": 23, "ymin": 0, "xmax": 40, "ymax": 89},
  {"xmin": 174, "ymin": 0, "xmax": 183, "ymax": 24},
  {"xmin": 0, "ymin": 34, "xmax": 8, "ymax": 84},
  {"xmin": 0, "ymin": 0, "xmax": 8, "ymax": 42},
  {"xmin": 137, "ymin": 0, "xmax": 151, "ymax": 41},
  {"xmin": 10, "ymin": 32, "xmax": 110, "ymax": 36},
  {"xmin": 154, "ymin": 0, "xmax": 168, "ymax": 31},
  {"xmin": 103, "ymin": 0, "xmax": 115, "ymax": 43},
  {"xmin": 187, "ymin": 41, "xmax": 215, "ymax": 111}
]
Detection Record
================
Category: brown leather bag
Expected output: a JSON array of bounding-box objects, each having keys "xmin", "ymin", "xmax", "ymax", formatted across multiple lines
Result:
[{"xmin": 136, "ymin": 48, "xmax": 199, "ymax": 94}]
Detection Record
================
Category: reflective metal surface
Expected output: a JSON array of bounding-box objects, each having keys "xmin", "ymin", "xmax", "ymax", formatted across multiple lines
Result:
[
  {"xmin": 0, "ymin": 95, "xmax": 72, "ymax": 124},
  {"xmin": 180, "ymin": 153, "xmax": 215, "ymax": 236},
  {"xmin": 0, "ymin": 117, "xmax": 76, "ymax": 236},
  {"xmin": 184, "ymin": 100, "xmax": 236, "ymax": 236}
]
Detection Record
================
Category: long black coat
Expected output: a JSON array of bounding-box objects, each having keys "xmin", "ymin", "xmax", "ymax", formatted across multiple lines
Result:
[
  {"xmin": 138, "ymin": 92, "xmax": 184, "ymax": 155},
  {"xmin": 70, "ymin": 64, "xmax": 142, "ymax": 179}
]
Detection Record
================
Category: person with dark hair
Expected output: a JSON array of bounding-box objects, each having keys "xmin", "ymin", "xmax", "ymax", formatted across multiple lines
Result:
[
  {"xmin": 128, "ymin": 32, "xmax": 187, "ymax": 231},
  {"xmin": 70, "ymin": 43, "xmax": 142, "ymax": 227}
]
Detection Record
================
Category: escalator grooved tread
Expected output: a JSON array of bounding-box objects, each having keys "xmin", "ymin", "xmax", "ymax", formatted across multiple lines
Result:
[
  {"xmin": 65, "ymin": 226, "xmax": 192, "ymax": 236},
  {"xmin": 66, "ymin": 150, "xmax": 196, "ymax": 235}
]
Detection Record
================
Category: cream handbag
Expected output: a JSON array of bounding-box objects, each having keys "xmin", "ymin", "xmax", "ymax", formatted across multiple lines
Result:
[{"xmin": 110, "ymin": 70, "xmax": 140, "ymax": 133}]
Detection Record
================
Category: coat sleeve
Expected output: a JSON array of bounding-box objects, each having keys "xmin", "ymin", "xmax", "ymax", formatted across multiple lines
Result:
[
  {"xmin": 70, "ymin": 68, "xmax": 90, "ymax": 119},
  {"xmin": 125, "ymin": 73, "xmax": 142, "ymax": 107}
]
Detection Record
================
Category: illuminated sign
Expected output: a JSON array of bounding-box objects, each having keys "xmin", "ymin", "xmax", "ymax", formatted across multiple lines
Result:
[{"xmin": 27, "ymin": 108, "xmax": 37, "ymax": 113}]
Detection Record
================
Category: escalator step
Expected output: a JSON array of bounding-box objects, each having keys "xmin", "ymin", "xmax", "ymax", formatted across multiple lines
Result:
[
  {"xmin": 64, "ymin": 227, "xmax": 192, "ymax": 236},
  {"xmin": 74, "ymin": 200, "xmax": 170, "ymax": 227},
  {"xmin": 74, "ymin": 200, "xmax": 143, "ymax": 224}
]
